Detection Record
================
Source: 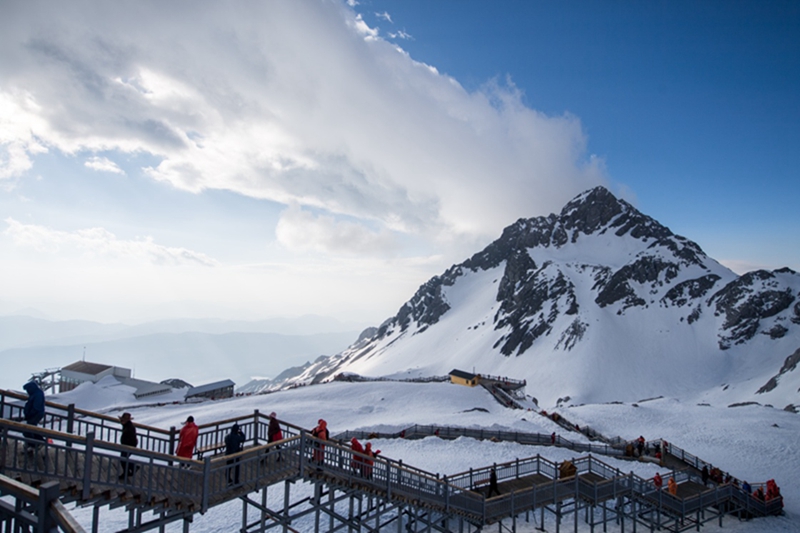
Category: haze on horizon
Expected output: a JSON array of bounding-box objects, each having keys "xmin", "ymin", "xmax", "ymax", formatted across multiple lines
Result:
[{"xmin": 1, "ymin": 1, "xmax": 798, "ymax": 325}]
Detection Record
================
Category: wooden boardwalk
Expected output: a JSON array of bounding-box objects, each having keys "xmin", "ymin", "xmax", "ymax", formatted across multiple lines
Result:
[{"xmin": 0, "ymin": 391, "xmax": 785, "ymax": 532}]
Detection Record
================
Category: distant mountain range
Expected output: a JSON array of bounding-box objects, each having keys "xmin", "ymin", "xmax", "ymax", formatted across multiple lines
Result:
[
  {"xmin": 0, "ymin": 316, "xmax": 361, "ymax": 391},
  {"xmin": 267, "ymin": 187, "xmax": 800, "ymax": 410}
]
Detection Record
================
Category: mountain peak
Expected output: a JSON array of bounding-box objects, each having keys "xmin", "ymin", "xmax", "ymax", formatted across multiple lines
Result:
[
  {"xmin": 558, "ymin": 186, "xmax": 670, "ymax": 243},
  {"xmin": 278, "ymin": 187, "xmax": 800, "ymax": 408}
]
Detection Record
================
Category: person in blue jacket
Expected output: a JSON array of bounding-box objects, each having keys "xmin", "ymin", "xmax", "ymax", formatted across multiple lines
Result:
[{"xmin": 22, "ymin": 381, "xmax": 46, "ymax": 446}]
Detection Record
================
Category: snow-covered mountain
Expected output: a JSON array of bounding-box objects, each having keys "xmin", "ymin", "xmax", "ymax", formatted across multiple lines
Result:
[{"xmin": 273, "ymin": 187, "xmax": 800, "ymax": 409}]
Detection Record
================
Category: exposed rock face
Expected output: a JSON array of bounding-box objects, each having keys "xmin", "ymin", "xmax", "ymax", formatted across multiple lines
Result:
[
  {"xmin": 710, "ymin": 270, "xmax": 797, "ymax": 349},
  {"xmin": 662, "ymin": 275, "xmax": 721, "ymax": 307},
  {"xmin": 757, "ymin": 347, "xmax": 800, "ymax": 394},
  {"xmin": 494, "ymin": 262, "xmax": 578, "ymax": 356}
]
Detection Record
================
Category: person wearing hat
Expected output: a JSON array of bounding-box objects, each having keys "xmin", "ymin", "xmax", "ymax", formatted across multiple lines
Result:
[
  {"xmin": 268, "ymin": 412, "xmax": 283, "ymax": 461},
  {"xmin": 118, "ymin": 412, "xmax": 138, "ymax": 480},
  {"xmin": 176, "ymin": 415, "xmax": 199, "ymax": 464}
]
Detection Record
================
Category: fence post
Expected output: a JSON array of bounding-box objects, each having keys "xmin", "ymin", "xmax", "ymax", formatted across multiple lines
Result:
[
  {"xmin": 65, "ymin": 404, "xmax": 75, "ymax": 449},
  {"xmin": 299, "ymin": 430, "xmax": 307, "ymax": 474},
  {"xmin": 386, "ymin": 459, "xmax": 393, "ymax": 499},
  {"xmin": 82, "ymin": 432, "xmax": 95, "ymax": 501},
  {"xmin": 443, "ymin": 475, "xmax": 449, "ymax": 511},
  {"xmin": 201, "ymin": 456, "xmax": 212, "ymax": 513},
  {"xmin": 37, "ymin": 481, "xmax": 60, "ymax": 533},
  {"xmin": 253, "ymin": 410, "xmax": 260, "ymax": 445},
  {"xmin": 168, "ymin": 426, "xmax": 177, "ymax": 465},
  {"xmin": 0, "ymin": 427, "xmax": 8, "ymax": 472}
]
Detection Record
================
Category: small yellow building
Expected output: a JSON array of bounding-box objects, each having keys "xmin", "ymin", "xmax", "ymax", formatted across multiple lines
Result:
[{"xmin": 449, "ymin": 369, "xmax": 479, "ymax": 387}]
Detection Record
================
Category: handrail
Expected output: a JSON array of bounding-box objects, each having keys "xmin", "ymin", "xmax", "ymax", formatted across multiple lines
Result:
[
  {"xmin": 0, "ymin": 474, "xmax": 86, "ymax": 533},
  {"xmin": 335, "ymin": 423, "xmax": 624, "ymax": 458}
]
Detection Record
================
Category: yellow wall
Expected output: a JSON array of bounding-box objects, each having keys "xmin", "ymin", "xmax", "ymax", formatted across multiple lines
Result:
[{"xmin": 450, "ymin": 376, "xmax": 477, "ymax": 387}]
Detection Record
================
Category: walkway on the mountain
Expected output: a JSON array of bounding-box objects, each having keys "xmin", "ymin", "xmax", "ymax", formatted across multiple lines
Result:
[{"xmin": 0, "ymin": 389, "xmax": 785, "ymax": 532}]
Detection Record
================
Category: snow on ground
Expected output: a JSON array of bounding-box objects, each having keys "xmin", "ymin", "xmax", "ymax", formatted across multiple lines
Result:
[{"xmin": 46, "ymin": 381, "xmax": 799, "ymax": 532}]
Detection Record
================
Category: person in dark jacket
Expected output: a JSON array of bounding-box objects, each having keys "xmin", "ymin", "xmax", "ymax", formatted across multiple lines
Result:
[
  {"xmin": 488, "ymin": 467, "xmax": 501, "ymax": 497},
  {"xmin": 118, "ymin": 412, "xmax": 138, "ymax": 480},
  {"xmin": 701, "ymin": 465, "xmax": 710, "ymax": 486},
  {"xmin": 22, "ymin": 381, "xmax": 46, "ymax": 447},
  {"xmin": 225, "ymin": 423, "xmax": 246, "ymax": 485}
]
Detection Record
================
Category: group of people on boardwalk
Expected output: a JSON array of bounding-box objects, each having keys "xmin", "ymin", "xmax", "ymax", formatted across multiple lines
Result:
[
  {"xmin": 651, "ymin": 472, "xmax": 678, "ymax": 496},
  {"xmin": 624, "ymin": 435, "xmax": 661, "ymax": 460},
  {"xmin": 652, "ymin": 465, "xmax": 783, "ymax": 506},
  {"xmin": 11, "ymin": 381, "xmax": 785, "ymax": 512},
  {"xmin": 349, "ymin": 436, "xmax": 380, "ymax": 478}
]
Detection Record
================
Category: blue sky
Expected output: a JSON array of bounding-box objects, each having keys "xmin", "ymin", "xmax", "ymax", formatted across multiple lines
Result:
[
  {"xmin": 0, "ymin": 1, "xmax": 797, "ymax": 323},
  {"xmin": 360, "ymin": 0, "xmax": 800, "ymax": 270}
]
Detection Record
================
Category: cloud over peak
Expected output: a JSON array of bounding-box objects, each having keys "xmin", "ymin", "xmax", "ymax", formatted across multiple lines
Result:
[{"xmin": 1, "ymin": 0, "xmax": 605, "ymax": 256}]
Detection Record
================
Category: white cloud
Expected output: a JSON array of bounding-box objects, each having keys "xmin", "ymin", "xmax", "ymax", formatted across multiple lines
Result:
[
  {"xmin": 0, "ymin": 90, "xmax": 49, "ymax": 180},
  {"xmin": 85, "ymin": 156, "xmax": 125, "ymax": 175},
  {"xmin": 276, "ymin": 204, "xmax": 398, "ymax": 256},
  {"xmin": 3, "ymin": 218, "xmax": 217, "ymax": 266},
  {"xmin": 376, "ymin": 11, "xmax": 393, "ymax": 23},
  {"xmin": 0, "ymin": 0, "xmax": 605, "ymax": 257},
  {"xmin": 388, "ymin": 30, "xmax": 413, "ymax": 41}
]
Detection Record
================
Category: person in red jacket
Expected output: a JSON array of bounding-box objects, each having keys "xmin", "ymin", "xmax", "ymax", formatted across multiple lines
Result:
[
  {"xmin": 176, "ymin": 416, "xmax": 199, "ymax": 464},
  {"xmin": 653, "ymin": 472, "xmax": 663, "ymax": 490},
  {"xmin": 267, "ymin": 412, "xmax": 284, "ymax": 461},
  {"xmin": 350, "ymin": 437, "xmax": 364, "ymax": 475},
  {"xmin": 310, "ymin": 419, "xmax": 328, "ymax": 465},
  {"xmin": 363, "ymin": 442, "xmax": 380, "ymax": 479}
]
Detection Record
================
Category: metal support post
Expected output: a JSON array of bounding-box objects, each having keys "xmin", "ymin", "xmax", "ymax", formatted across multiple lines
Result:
[
  {"xmin": 261, "ymin": 485, "xmax": 268, "ymax": 533},
  {"xmin": 82, "ymin": 432, "xmax": 95, "ymax": 501},
  {"xmin": 254, "ymin": 410, "xmax": 260, "ymax": 446},
  {"xmin": 283, "ymin": 480, "xmax": 291, "ymax": 533}
]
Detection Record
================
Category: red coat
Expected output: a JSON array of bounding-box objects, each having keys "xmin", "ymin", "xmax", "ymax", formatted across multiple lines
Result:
[
  {"xmin": 350, "ymin": 438, "xmax": 364, "ymax": 469},
  {"xmin": 176, "ymin": 422, "xmax": 199, "ymax": 459}
]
